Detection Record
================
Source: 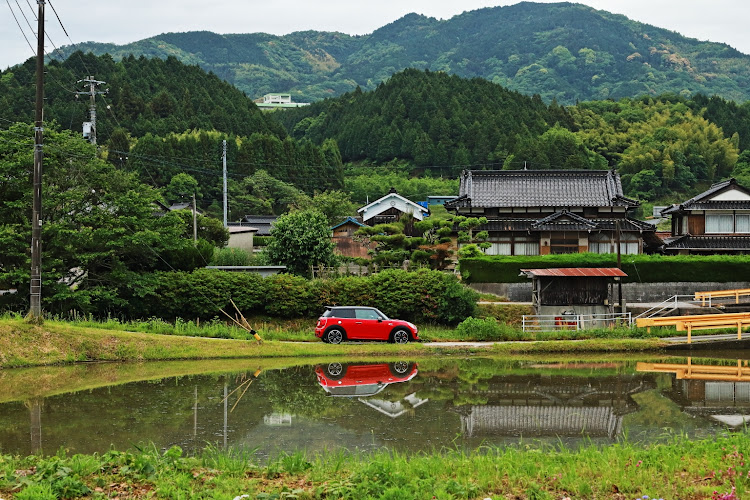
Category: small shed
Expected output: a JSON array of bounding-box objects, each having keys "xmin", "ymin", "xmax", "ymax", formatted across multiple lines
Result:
[
  {"xmin": 331, "ymin": 217, "xmax": 374, "ymax": 259},
  {"xmin": 520, "ymin": 267, "xmax": 627, "ymax": 320}
]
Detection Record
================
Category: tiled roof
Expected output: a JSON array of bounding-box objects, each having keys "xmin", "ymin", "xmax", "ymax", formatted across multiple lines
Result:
[
  {"xmin": 477, "ymin": 217, "xmax": 654, "ymax": 233},
  {"xmin": 662, "ymin": 235, "xmax": 750, "ymax": 251},
  {"xmin": 661, "ymin": 178, "xmax": 750, "ymax": 215},
  {"xmin": 236, "ymin": 215, "xmax": 279, "ymax": 236},
  {"xmin": 446, "ymin": 169, "xmax": 638, "ymax": 209},
  {"xmin": 531, "ymin": 210, "xmax": 597, "ymax": 230}
]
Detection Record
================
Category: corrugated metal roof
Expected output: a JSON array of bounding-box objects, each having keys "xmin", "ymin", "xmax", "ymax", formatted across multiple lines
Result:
[{"xmin": 521, "ymin": 268, "xmax": 628, "ymax": 277}]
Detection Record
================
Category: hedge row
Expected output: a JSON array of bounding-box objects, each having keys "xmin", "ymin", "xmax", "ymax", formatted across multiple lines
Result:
[
  {"xmin": 459, "ymin": 254, "xmax": 750, "ymax": 283},
  {"xmin": 97, "ymin": 268, "xmax": 478, "ymax": 325}
]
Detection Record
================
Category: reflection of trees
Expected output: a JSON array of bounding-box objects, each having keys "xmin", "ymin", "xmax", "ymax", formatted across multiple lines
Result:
[{"xmin": 261, "ymin": 367, "xmax": 342, "ymax": 417}]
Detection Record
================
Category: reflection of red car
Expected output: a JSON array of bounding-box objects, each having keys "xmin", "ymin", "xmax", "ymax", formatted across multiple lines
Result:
[
  {"xmin": 315, "ymin": 361, "xmax": 419, "ymax": 397},
  {"xmin": 314, "ymin": 306, "xmax": 419, "ymax": 344}
]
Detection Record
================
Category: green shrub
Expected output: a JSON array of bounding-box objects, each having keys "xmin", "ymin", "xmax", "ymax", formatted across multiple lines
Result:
[
  {"xmin": 460, "ymin": 253, "xmax": 750, "ymax": 283},
  {"xmin": 64, "ymin": 268, "xmax": 478, "ymax": 325},
  {"xmin": 211, "ymin": 247, "xmax": 253, "ymax": 266}
]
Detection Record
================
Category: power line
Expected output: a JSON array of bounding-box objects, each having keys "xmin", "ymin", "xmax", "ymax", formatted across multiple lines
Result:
[{"xmin": 5, "ymin": 0, "xmax": 35, "ymax": 55}]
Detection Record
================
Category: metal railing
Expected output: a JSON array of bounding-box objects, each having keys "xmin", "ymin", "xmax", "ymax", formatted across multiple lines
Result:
[
  {"xmin": 631, "ymin": 295, "xmax": 697, "ymax": 322},
  {"xmin": 522, "ymin": 312, "xmax": 631, "ymax": 332}
]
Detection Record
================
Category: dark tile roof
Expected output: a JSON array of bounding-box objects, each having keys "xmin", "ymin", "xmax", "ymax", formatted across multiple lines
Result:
[
  {"xmin": 235, "ymin": 215, "xmax": 279, "ymax": 236},
  {"xmin": 531, "ymin": 210, "xmax": 597, "ymax": 230},
  {"xmin": 445, "ymin": 169, "xmax": 639, "ymax": 209},
  {"xmin": 661, "ymin": 178, "xmax": 750, "ymax": 215},
  {"xmin": 476, "ymin": 216, "xmax": 654, "ymax": 233},
  {"xmin": 662, "ymin": 235, "xmax": 750, "ymax": 251}
]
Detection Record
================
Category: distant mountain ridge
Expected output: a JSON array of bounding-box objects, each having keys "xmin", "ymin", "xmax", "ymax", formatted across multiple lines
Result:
[{"xmin": 51, "ymin": 2, "xmax": 750, "ymax": 104}]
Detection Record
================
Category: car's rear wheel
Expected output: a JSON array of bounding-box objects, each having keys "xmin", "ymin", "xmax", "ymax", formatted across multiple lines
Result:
[
  {"xmin": 325, "ymin": 327, "xmax": 345, "ymax": 344},
  {"xmin": 326, "ymin": 362, "xmax": 346, "ymax": 379},
  {"xmin": 391, "ymin": 328, "xmax": 410, "ymax": 344}
]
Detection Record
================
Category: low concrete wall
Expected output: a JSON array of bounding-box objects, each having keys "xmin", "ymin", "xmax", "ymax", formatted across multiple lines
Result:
[{"xmin": 469, "ymin": 282, "xmax": 750, "ymax": 304}]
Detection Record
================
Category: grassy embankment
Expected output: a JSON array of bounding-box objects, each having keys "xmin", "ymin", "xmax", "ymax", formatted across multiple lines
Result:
[
  {"xmin": 1, "ymin": 432, "xmax": 747, "ymax": 499},
  {"xmin": 0, "ymin": 317, "xmax": 668, "ymax": 369}
]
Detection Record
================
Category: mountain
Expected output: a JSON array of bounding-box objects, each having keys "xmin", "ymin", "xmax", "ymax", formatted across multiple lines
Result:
[{"xmin": 49, "ymin": 2, "xmax": 750, "ymax": 104}]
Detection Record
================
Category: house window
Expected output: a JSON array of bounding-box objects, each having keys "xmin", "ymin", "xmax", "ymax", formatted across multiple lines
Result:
[
  {"xmin": 589, "ymin": 232, "xmax": 640, "ymax": 254},
  {"xmin": 706, "ymin": 213, "xmax": 734, "ymax": 233},
  {"xmin": 736, "ymin": 214, "xmax": 750, "ymax": 233},
  {"xmin": 550, "ymin": 238, "xmax": 579, "ymax": 254},
  {"xmin": 589, "ymin": 233, "xmax": 611, "ymax": 254},
  {"xmin": 485, "ymin": 240, "xmax": 512, "ymax": 255},
  {"xmin": 513, "ymin": 237, "xmax": 539, "ymax": 256}
]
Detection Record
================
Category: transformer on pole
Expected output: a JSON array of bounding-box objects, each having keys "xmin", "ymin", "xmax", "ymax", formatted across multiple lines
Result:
[{"xmin": 76, "ymin": 77, "xmax": 107, "ymax": 145}]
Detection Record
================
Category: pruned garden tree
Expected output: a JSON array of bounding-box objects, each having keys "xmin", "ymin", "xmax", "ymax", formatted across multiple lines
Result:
[{"xmin": 263, "ymin": 209, "xmax": 338, "ymax": 276}]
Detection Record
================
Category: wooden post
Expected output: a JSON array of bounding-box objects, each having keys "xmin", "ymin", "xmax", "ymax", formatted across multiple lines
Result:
[{"xmin": 687, "ymin": 323, "xmax": 692, "ymax": 344}]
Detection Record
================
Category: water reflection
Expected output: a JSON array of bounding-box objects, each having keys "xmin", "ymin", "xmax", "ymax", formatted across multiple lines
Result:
[
  {"xmin": 0, "ymin": 356, "xmax": 746, "ymax": 458},
  {"xmin": 637, "ymin": 358, "xmax": 750, "ymax": 429}
]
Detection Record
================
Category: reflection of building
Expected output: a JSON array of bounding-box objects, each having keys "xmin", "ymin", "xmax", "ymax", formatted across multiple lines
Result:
[
  {"xmin": 454, "ymin": 375, "xmax": 653, "ymax": 440},
  {"xmin": 359, "ymin": 393, "xmax": 428, "ymax": 418},
  {"xmin": 263, "ymin": 413, "xmax": 293, "ymax": 426},
  {"xmin": 638, "ymin": 360, "xmax": 750, "ymax": 428}
]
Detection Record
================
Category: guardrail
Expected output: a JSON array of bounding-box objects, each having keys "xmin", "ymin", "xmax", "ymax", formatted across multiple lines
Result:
[
  {"xmin": 635, "ymin": 312, "xmax": 750, "ymax": 343},
  {"xmin": 694, "ymin": 288, "xmax": 750, "ymax": 307},
  {"xmin": 522, "ymin": 313, "xmax": 631, "ymax": 332}
]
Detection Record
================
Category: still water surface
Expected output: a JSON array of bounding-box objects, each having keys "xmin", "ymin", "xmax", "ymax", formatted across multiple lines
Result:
[{"xmin": 1, "ymin": 355, "xmax": 748, "ymax": 459}]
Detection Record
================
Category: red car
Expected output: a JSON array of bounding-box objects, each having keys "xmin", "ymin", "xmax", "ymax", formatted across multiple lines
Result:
[
  {"xmin": 315, "ymin": 306, "xmax": 419, "ymax": 344},
  {"xmin": 315, "ymin": 361, "xmax": 419, "ymax": 397}
]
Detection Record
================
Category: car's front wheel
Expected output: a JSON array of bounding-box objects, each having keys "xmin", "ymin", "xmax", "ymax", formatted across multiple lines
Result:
[
  {"xmin": 391, "ymin": 328, "xmax": 410, "ymax": 344},
  {"xmin": 325, "ymin": 327, "xmax": 345, "ymax": 344}
]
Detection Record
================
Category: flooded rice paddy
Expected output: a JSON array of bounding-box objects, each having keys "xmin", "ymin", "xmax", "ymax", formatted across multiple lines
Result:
[{"xmin": 0, "ymin": 354, "xmax": 748, "ymax": 459}]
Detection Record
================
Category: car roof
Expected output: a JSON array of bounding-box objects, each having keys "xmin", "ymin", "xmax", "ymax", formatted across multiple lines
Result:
[{"xmin": 325, "ymin": 306, "xmax": 376, "ymax": 310}]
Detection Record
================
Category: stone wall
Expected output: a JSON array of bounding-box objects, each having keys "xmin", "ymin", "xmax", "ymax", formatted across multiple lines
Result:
[{"xmin": 470, "ymin": 282, "xmax": 750, "ymax": 304}]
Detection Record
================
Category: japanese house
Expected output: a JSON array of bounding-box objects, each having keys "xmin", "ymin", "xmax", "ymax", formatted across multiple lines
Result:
[
  {"xmin": 357, "ymin": 188, "xmax": 430, "ymax": 227},
  {"xmin": 444, "ymin": 169, "xmax": 658, "ymax": 255},
  {"xmin": 661, "ymin": 178, "xmax": 750, "ymax": 254}
]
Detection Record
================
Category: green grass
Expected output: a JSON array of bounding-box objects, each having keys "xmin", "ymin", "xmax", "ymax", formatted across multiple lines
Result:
[{"xmin": 1, "ymin": 432, "xmax": 747, "ymax": 499}]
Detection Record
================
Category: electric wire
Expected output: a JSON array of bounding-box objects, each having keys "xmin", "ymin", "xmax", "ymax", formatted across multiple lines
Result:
[{"xmin": 5, "ymin": 0, "xmax": 35, "ymax": 55}]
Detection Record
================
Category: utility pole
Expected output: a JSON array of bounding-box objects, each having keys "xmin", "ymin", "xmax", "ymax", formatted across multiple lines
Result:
[
  {"xmin": 29, "ymin": 0, "xmax": 45, "ymax": 320},
  {"xmin": 222, "ymin": 140, "xmax": 227, "ymax": 227},
  {"xmin": 192, "ymin": 192, "xmax": 198, "ymax": 246},
  {"xmin": 76, "ymin": 77, "xmax": 107, "ymax": 145},
  {"xmin": 616, "ymin": 219, "xmax": 625, "ymax": 313}
]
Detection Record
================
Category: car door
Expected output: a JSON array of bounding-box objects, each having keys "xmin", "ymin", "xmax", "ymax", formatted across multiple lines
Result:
[
  {"xmin": 354, "ymin": 308, "xmax": 390, "ymax": 340},
  {"xmin": 330, "ymin": 308, "xmax": 357, "ymax": 337}
]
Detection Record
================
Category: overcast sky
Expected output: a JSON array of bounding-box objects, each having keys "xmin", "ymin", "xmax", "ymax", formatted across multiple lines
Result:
[{"xmin": 2, "ymin": 1, "xmax": 749, "ymax": 70}]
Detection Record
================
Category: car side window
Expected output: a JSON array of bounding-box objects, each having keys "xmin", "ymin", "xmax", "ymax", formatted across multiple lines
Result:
[
  {"xmin": 355, "ymin": 309, "xmax": 379, "ymax": 320},
  {"xmin": 333, "ymin": 308, "xmax": 355, "ymax": 319}
]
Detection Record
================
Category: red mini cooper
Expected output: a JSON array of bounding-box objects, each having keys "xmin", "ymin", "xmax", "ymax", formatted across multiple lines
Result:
[{"xmin": 314, "ymin": 306, "xmax": 419, "ymax": 344}]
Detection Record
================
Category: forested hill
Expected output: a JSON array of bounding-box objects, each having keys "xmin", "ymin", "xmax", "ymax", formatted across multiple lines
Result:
[
  {"xmin": 280, "ymin": 68, "xmax": 747, "ymax": 202},
  {"xmin": 277, "ymin": 69, "xmax": 573, "ymax": 172},
  {"xmin": 0, "ymin": 52, "xmax": 284, "ymax": 144},
  {"xmin": 48, "ymin": 2, "xmax": 750, "ymax": 104}
]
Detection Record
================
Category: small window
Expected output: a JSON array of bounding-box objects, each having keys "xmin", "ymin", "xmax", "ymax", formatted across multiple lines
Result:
[
  {"xmin": 736, "ymin": 214, "xmax": 750, "ymax": 233},
  {"xmin": 706, "ymin": 213, "xmax": 734, "ymax": 233},
  {"xmin": 355, "ymin": 308, "xmax": 380, "ymax": 320},
  {"xmin": 331, "ymin": 308, "xmax": 355, "ymax": 319}
]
